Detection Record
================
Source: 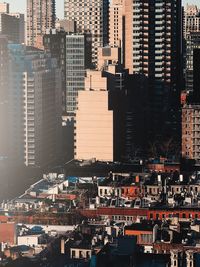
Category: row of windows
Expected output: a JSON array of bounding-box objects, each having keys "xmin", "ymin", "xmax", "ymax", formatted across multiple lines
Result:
[{"xmin": 149, "ymin": 213, "xmax": 199, "ymax": 219}]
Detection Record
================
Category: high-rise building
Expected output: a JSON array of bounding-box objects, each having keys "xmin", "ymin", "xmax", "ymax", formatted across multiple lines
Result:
[
  {"xmin": 109, "ymin": 0, "xmax": 123, "ymax": 48},
  {"xmin": 0, "ymin": 2, "xmax": 9, "ymax": 13},
  {"xmin": 44, "ymin": 29, "xmax": 67, "ymax": 112},
  {"xmin": 182, "ymin": 104, "xmax": 200, "ymax": 162},
  {"xmin": 43, "ymin": 29, "xmax": 92, "ymax": 114},
  {"xmin": 185, "ymin": 32, "xmax": 200, "ymax": 93},
  {"xmin": 193, "ymin": 49, "xmax": 200, "ymax": 103},
  {"xmin": 0, "ymin": 13, "xmax": 25, "ymax": 43},
  {"xmin": 75, "ymin": 70, "xmax": 114, "ymax": 162},
  {"xmin": 123, "ymin": 0, "xmax": 182, "ymax": 143},
  {"xmin": 43, "ymin": 29, "xmax": 92, "ymax": 162},
  {"xmin": 64, "ymin": 0, "xmax": 109, "ymax": 66},
  {"xmin": 0, "ymin": 35, "xmax": 9, "ymax": 160},
  {"xmin": 182, "ymin": 49, "xmax": 200, "ymax": 162},
  {"xmin": 10, "ymin": 13, "xmax": 25, "ymax": 44},
  {"xmin": 75, "ymin": 45, "xmax": 148, "ymax": 161},
  {"xmin": 184, "ymin": 4, "xmax": 200, "ymax": 94},
  {"xmin": 27, "ymin": 0, "xmax": 56, "ymax": 48},
  {"xmin": 65, "ymin": 33, "xmax": 91, "ymax": 115},
  {"xmin": 8, "ymin": 45, "xmax": 62, "ymax": 167},
  {"xmin": 184, "ymin": 4, "xmax": 200, "ymax": 37}
]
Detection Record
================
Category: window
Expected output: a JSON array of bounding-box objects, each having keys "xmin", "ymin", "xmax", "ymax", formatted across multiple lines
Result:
[
  {"xmin": 86, "ymin": 251, "xmax": 90, "ymax": 259},
  {"xmin": 79, "ymin": 251, "xmax": 84, "ymax": 258},
  {"xmin": 72, "ymin": 250, "xmax": 75, "ymax": 258}
]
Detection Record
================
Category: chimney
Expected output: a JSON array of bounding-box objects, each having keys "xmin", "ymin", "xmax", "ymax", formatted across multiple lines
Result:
[
  {"xmin": 157, "ymin": 174, "xmax": 162, "ymax": 184},
  {"xmin": 135, "ymin": 175, "xmax": 140, "ymax": 183},
  {"xmin": 61, "ymin": 238, "xmax": 65, "ymax": 254}
]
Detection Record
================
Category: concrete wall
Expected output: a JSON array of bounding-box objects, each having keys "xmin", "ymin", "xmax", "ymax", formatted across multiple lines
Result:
[{"xmin": 75, "ymin": 90, "xmax": 113, "ymax": 161}]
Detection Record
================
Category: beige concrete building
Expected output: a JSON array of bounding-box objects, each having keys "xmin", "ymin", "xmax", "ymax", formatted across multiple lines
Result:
[
  {"xmin": 182, "ymin": 104, "xmax": 200, "ymax": 162},
  {"xmin": 109, "ymin": 0, "xmax": 123, "ymax": 47},
  {"xmin": 0, "ymin": 2, "xmax": 9, "ymax": 13},
  {"xmin": 26, "ymin": 0, "xmax": 56, "ymax": 48},
  {"xmin": 75, "ymin": 70, "xmax": 113, "ymax": 162},
  {"xmin": 56, "ymin": 20, "xmax": 76, "ymax": 33},
  {"xmin": 97, "ymin": 46, "xmax": 121, "ymax": 70}
]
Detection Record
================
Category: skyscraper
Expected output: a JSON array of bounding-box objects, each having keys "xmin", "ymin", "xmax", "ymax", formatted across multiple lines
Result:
[
  {"xmin": 182, "ymin": 49, "xmax": 200, "ymax": 163},
  {"xmin": 27, "ymin": 0, "xmax": 56, "ymax": 48},
  {"xmin": 184, "ymin": 4, "xmax": 200, "ymax": 94},
  {"xmin": 65, "ymin": 33, "xmax": 91, "ymax": 115},
  {"xmin": 185, "ymin": 32, "xmax": 200, "ymax": 93},
  {"xmin": 123, "ymin": 0, "xmax": 182, "ymax": 143},
  {"xmin": 64, "ymin": 0, "xmax": 109, "ymax": 66},
  {"xmin": 43, "ymin": 29, "xmax": 92, "ymax": 114},
  {"xmin": 0, "ymin": 35, "xmax": 9, "ymax": 160},
  {"xmin": 109, "ymin": 0, "xmax": 123, "ymax": 48},
  {"xmin": 8, "ymin": 45, "xmax": 62, "ymax": 167}
]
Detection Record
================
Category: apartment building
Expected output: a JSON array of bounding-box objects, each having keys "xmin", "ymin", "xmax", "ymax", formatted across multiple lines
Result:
[
  {"xmin": 27, "ymin": 0, "xmax": 56, "ymax": 48},
  {"xmin": 64, "ymin": 0, "xmax": 109, "ymax": 66}
]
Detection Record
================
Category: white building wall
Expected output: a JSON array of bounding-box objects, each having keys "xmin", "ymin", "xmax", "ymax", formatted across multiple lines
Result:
[{"xmin": 17, "ymin": 235, "xmax": 39, "ymax": 247}]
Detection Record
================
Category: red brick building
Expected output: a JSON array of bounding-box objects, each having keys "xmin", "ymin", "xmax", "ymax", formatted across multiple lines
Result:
[{"xmin": 0, "ymin": 222, "xmax": 16, "ymax": 245}]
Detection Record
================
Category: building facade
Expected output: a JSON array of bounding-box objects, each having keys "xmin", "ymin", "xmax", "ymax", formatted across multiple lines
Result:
[
  {"xmin": 64, "ymin": 0, "xmax": 109, "ymax": 66},
  {"xmin": 65, "ymin": 33, "xmax": 89, "ymax": 115},
  {"xmin": 109, "ymin": 0, "xmax": 123, "ymax": 48},
  {"xmin": 185, "ymin": 32, "xmax": 200, "ymax": 93},
  {"xmin": 43, "ymin": 29, "xmax": 67, "ymax": 112},
  {"xmin": 43, "ymin": 30, "xmax": 92, "ymax": 114},
  {"xmin": 0, "ymin": 13, "xmax": 25, "ymax": 43},
  {"xmin": 123, "ymin": 0, "xmax": 182, "ymax": 144},
  {"xmin": 193, "ymin": 49, "xmax": 200, "ymax": 103},
  {"xmin": 184, "ymin": 4, "xmax": 200, "ymax": 37},
  {"xmin": 8, "ymin": 45, "xmax": 62, "ymax": 167},
  {"xmin": 182, "ymin": 105, "xmax": 200, "ymax": 162},
  {"xmin": 75, "ymin": 70, "xmax": 113, "ymax": 162},
  {"xmin": 27, "ymin": 0, "xmax": 56, "ymax": 48},
  {"xmin": 0, "ymin": 35, "xmax": 9, "ymax": 160}
]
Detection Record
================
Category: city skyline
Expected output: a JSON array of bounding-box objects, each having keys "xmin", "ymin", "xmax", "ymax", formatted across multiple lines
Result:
[
  {"xmin": 1, "ymin": 0, "xmax": 200, "ymax": 19},
  {"xmin": 1, "ymin": 0, "xmax": 200, "ymax": 266}
]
